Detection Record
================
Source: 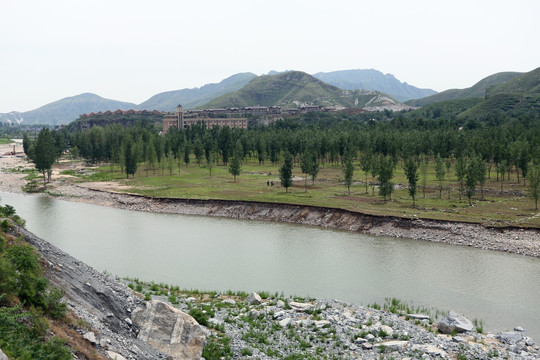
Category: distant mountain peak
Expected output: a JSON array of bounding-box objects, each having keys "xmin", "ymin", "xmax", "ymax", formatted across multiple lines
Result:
[
  {"xmin": 312, "ymin": 69, "xmax": 436, "ymax": 101},
  {"xmin": 202, "ymin": 70, "xmax": 412, "ymax": 111}
]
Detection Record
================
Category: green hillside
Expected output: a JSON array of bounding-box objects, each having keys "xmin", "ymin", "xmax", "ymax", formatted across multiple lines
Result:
[
  {"xmin": 407, "ymin": 71, "xmax": 522, "ymax": 107},
  {"xmin": 458, "ymin": 94, "xmax": 540, "ymax": 120},
  {"xmin": 404, "ymin": 98, "xmax": 483, "ymax": 121},
  {"xmin": 202, "ymin": 71, "xmax": 408, "ymax": 110},
  {"xmin": 136, "ymin": 72, "xmax": 257, "ymax": 111},
  {"xmin": 490, "ymin": 67, "xmax": 540, "ymax": 96}
]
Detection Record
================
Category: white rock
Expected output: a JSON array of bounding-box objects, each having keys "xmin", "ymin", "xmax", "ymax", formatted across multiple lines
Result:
[
  {"xmin": 124, "ymin": 317, "xmax": 132, "ymax": 325},
  {"xmin": 0, "ymin": 349, "xmax": 8, "ymax": 360},
  {"xmin": 106, "ymin": 351, "xmax": 127, "ymax": 360},
  {"xmin": 498, "ymin": 331, "xmax": 523, "ymax": 344},
  {"xmin": 273, "ymin": 310, "xmax": 286, "ymax": 319},
  {"xmin": 314, "ymin": 320, "xmax": 330, "ymax": 328},
  {"xmin": 380, "ymin": 325, "xmax": 394, "ymax": 337},
  {"xmin": 246, "ymin": 292, "xmax": 262, "ymax": 305},
  {"xmin": 437, "ymin": 311, "xmax": 473, "ymax": 334},
  {"xmin": 408, "ymin": 314, "xmax": 430, "ymax": 320},
  {"xmin": 250, "ymin": 309, "xmax": 260, "ymax": 320},
  {"xmin": 374, "ymin": 340, "xmax": 409, "ymax": 352},
  {"xmin": 279, "ymin": 317, "xmax": 292, "ymax": 327},
  {"xmin": 412, "ymin": 344, "xmax": 447, "ymax": 357},
  {"xmin": 289, "ymin": 301, "xmax": 314, "ymax": 311},
  {"xmin": 296, "ymin": 319, "xmax": 312, "ymax": 326},
  {"xmin": 83, "ymin": 331, "xmax": 97, "ymax": 344},
  {"xmin": 221, "ymin": 299, "xmax": 236, "ymax": 305},
  {"xmin": 276, "ymin": 300, "xmax": 285, "ymax": 308}
]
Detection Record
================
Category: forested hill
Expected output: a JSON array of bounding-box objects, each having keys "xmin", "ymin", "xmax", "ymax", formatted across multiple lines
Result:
[
  {"xmin": 201, "ymin": 71, "xmax": 411, "ymax": 111},
  {"xmin": 407, "ymin": 72, "xmax": 522, "ymax": 107},
  {"xmin": 405, "ymin": 67, "xmax": 540, "ymax": 121}
]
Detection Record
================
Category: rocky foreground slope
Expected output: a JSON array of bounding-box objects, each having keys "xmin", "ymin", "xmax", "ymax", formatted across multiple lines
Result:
[{"xmin": 10, "ymin": 223, "xmax": 540, "ymax": 359}]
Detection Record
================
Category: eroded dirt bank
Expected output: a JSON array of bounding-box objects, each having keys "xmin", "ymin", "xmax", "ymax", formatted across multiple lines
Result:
[{"xmin": 52, "ymin": 183, "xmax": 540, "ymax": 258}]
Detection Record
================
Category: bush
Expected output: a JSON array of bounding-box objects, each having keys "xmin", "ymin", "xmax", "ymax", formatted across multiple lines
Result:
[
  {"xmin": 0, "ymin": 306, "xmax": 71, "ymax": 360},
  {"xmin": 189, "ymin": 308, "xmax": 209, "ymax": 327}
]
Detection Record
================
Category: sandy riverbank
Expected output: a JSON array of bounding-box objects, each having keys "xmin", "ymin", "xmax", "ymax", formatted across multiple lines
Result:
[{"xmin": 1, "ymin": 142, "xmax": 539, "ymax": 258}]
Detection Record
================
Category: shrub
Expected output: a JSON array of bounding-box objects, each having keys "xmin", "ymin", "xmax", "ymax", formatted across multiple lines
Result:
[{"xmin": 189, "ymin": 308, "xmax": 209, "ymax": 327}]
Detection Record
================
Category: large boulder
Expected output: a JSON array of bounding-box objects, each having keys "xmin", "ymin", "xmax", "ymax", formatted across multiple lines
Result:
[
  {"xmin": 132, "ymin": 300, "xmax": 205, "ymax": 360},
  {"xmin": 246, "ymin": 292, "xmax": 262, "ymax": 305},
  {"xmin": 497, "ymin": 331, "xmax": 523, "ymax": 344},
  {"xmin": 437, "ymin": 311, "xmax": 473, "ymax": 334}
]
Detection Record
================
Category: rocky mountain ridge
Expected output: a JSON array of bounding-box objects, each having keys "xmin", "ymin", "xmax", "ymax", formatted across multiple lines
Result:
[{"xmin": 313, "ymin": 69, "xmax": 437, "ymax": 102}]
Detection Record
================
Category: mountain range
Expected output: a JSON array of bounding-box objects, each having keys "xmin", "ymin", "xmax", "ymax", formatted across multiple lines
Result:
[
  {"xmin": 203, "ymin": 71, "xmax": 411, "ymax": 111},
  {"xmin": 2, "ymin": 67, "xmax": 539, "ymax": 126},
  {"xmin": 0, "ymin": 69, "xmax": 434, "ymax": 126},
  {"xmin": 313, "ymin": 69, "xmax": 436, "ymax": 102}
]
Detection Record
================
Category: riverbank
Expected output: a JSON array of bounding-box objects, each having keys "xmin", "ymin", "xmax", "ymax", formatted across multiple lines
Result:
[
  {"xmin": 12, "ymin": 223, "xmax": 540, "ymax": 360},
  {"xmin": 2, "ymin": 142, "xmax": 539, "ymax": 258},
  {"xmin": 46, "ymin": 182, "xmax": 540, "ymax": 258}
]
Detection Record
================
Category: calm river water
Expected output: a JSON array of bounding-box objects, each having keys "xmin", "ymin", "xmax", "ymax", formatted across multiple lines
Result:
[{"xmin": 1, "ymin": 191, "xmax": 540, "ymax": 339}]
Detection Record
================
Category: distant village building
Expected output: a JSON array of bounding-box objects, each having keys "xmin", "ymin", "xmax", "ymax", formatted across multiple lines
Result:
[
  {"xmin": 163, "ymin": 105, "xmax": 249, "ymax": 133},
  {"xmin": 162, "ymin": 104, "xmax": 337, "ymax": 133}
]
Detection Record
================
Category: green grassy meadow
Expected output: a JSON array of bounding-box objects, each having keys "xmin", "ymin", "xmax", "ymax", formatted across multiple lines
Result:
[{"xmin": 69, "ymin": 156, "xmax": 540, "ymax": 228}]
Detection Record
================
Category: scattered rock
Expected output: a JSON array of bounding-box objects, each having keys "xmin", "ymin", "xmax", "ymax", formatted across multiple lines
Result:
[
  {"xmin": 362, "ymin": 342, "xmax": 373, "ymax": 350},
  {"xmin": 380, "ymin": 324, "xmax": 394, "ymax": 337},
  {"xmin": 132, "ymin": 300, "xmax": 206, "ymax": 360},
  {"xmin": 314, "ymin": 320, "xmax": 330, "ymax": 328},
  {"xmin": 83, "ymin": 331, "xmax": 97, "ymax": 344},
  {"xmin": 411, "ymin": 344, "xmax": 447, "ymax": 357},
  {"xmin": 246, "ymin": 292, "xmax": 262, "ymax": 305},
  {"xmin": 515, "ymin": 326, "xmax": 525, "ymax": 332},
  {"xmin": 374, "ymin": 340, "xmax": 408, "ymax": 351},
  {"xmin": 249, "ymin": 309, "xmax": 260, "ymax": 320},
  {"xmin": 289, "ymin": 301, "xmax": 314, "ymax": 311},
  {"xmin": 498, "ymin": 331, "xmax": 523, "ymax": 344},
  {"xmin": 279, "ymin": 317, "xmax": 292, "ymax": 327},
  {"xmin": 437, "ymin": 311, "xmax": 473, "ymax": 334},
  {"xmin": 106, "ymin": 351, "xmax": 127, "ymax": 360},
  {"xmin": 221, "ymin": 299, "xmax": 236, "ymax": 305},
  {"xmin": 407, "ymin": 313, "xmax": 430, "ymax": 320},
  {"xmin": 276, "ymin": 300, "xmax": 285, "ymax": 308}
]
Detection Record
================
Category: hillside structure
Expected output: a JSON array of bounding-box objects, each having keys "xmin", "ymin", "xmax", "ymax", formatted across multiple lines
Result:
[
  {"xmin": 162, "ymin": 104, "xmax": 338, "ymax": 133},
  {"xmin": 163, "ymin": 105, "xmax": 248, "ymax": 133}
]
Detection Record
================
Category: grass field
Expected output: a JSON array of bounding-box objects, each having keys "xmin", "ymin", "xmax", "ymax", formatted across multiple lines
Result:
[{"xmin": 69, "ymin": 156, "xmax": 540, "ymax": 228}]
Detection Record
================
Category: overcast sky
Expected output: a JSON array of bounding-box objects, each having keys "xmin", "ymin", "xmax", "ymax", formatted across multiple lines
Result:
[{"xmin": 1, "ymin": 0, "xmax": 539, "ymax": 113}]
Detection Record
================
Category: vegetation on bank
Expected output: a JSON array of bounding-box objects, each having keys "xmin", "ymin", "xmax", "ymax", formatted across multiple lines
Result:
[
  {"xmin": 0, "ymin": 203, "xmax": 104, "ymax": 360},
  {"xmin": 17, "ymin": 110, "xmax": 540, "ymax": 227},
  {"xmin": 122, "ymin": 277, "xmax": 454, "ymax": 360}
]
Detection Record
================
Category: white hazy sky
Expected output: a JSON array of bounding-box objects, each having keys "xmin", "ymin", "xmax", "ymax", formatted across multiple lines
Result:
[{"xmin": 1, "ymin": 0, "xmax": 539, "ymax": 113}]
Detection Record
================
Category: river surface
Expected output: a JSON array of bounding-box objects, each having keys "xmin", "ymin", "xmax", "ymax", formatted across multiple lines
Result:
[{"xmin": 2, "ymin": 191, "xmax": 540, "ymax": 340}]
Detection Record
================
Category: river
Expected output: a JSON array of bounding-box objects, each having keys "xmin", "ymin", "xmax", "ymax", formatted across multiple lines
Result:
[{"xmin": 1, "ymin": 191, "xmax": 540, "ymax": 340}]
